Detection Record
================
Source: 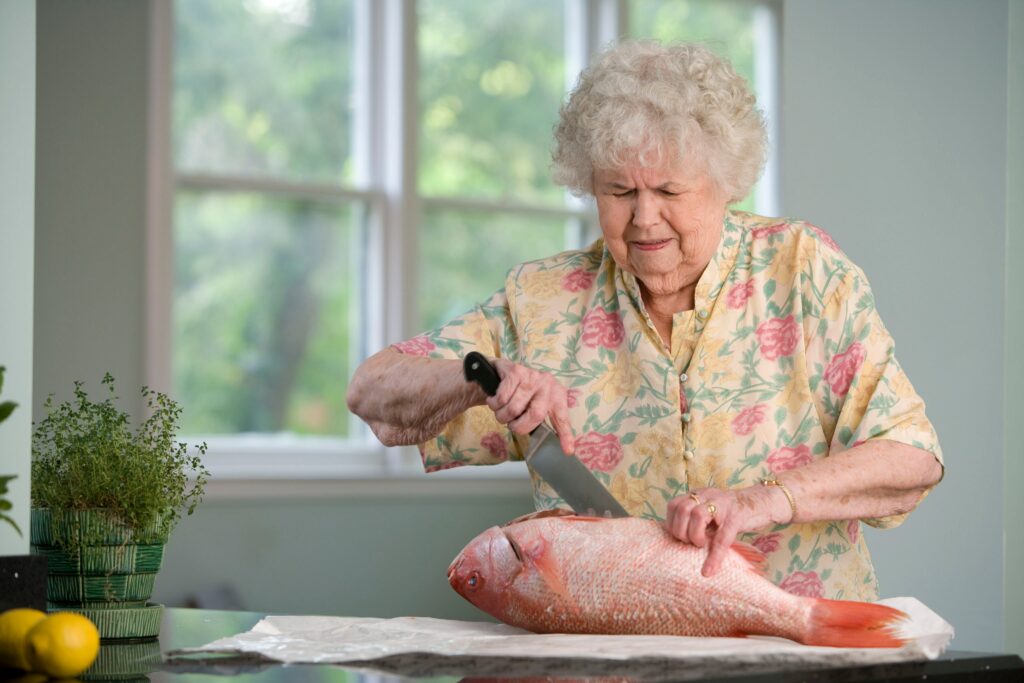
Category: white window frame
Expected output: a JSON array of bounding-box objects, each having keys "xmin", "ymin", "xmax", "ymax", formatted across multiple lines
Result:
[{"xmin": 146, "ymin": 0, "xmax": 780, "ymax": 494}]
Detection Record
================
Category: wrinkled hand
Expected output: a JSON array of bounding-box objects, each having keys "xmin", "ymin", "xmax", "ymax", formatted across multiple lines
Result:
[
  {"xmin": 485, "ymin": 358, "xmax": 575, "ymax": 455},
  {"xmin": 665, "ymin": 485, "xmax": 790, "ymax": 577}
]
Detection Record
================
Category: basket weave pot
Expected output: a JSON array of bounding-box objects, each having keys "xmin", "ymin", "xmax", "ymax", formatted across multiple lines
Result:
[{"xmin": 31, "ymin": 508, "xmax": 168, "ymax": 640}]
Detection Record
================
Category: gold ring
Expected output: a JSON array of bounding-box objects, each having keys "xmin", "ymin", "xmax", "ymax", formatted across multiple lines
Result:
[
  {"xmin": 706, "ymin": 503, "xmax": 717, "ymax": 518},
  {"xmin": 688, "ymin": 492, "xmax": 701, "ymax": 505}
]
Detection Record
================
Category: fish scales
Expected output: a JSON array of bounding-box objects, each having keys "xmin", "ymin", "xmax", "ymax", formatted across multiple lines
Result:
[{"xmin": 448, "ymin": 514, "xmax": 908, "ymax": 648}]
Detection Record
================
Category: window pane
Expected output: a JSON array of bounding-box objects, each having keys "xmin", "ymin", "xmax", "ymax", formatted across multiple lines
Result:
[
  {"xmin": 174, "ymin": 0, "xmax": 355, "ymax": 183},
  {"xmin": 419, "ymin": 208, "xmax": 570, "ymax": 331},
  {"xmin": 174, "ymin": 192, "xmax": 363, "ymax": 437},
  {"xmin": 629, "ymin": 0, "xmax": 764, "ymax": 212},
  {"xmin": 418, "ymin": 0, "xmax": 566, "ymax": 205}
]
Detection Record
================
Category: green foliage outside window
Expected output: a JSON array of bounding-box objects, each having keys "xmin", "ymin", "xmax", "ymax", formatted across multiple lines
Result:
[{"xmin": 172, "ymin": 0, "xmax": 770, "ymax": 438}]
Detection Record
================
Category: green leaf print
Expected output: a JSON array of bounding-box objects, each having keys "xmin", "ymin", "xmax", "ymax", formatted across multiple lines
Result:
[
  {"xmin": 788, "ymin": 534, "xmax": 801, "ymax": 554},
  {"xmin": 774, "ymin": 406, "xmax": 787, "ymax": 426},
  {"xmin": 837, "ymin": 426, "xmax": 853, "ymax": 446},
  {"xmin": 826, "ymin": 542, "xmax": 847, "ymax": 561},
  {"xmin": 586, "ymin": 393, "xmax": 600, "ymax": 413},
  {"xmin": 813, "ymin": 441, "xmax": 827, "ymax": 454},
  {"xmin": 620, "ymin": 432, "xmax": 637, "ymax": 444},
  {"xmin": 763, "ymin": 279, "xmax": 776, "ymax": 298}
]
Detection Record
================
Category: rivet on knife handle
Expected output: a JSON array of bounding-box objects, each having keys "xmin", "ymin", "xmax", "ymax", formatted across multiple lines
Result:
[{"xmin": 464, "ymin": 352, "xmax": 501, "ymax": 397}]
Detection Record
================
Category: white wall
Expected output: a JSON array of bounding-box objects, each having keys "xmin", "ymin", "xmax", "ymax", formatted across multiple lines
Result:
[
  {"xmin": 781, "ymin": 0, "xmax": 1008, "ymax": 650},
  {"xmin": 0, "ymin": 0, "xmax": 36, "ymax": 557}
]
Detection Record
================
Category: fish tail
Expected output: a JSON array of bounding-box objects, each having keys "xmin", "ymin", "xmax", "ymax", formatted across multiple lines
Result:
[{"xmin": 802, "ymin": 599, "xmax": 909, "ymax": 648}]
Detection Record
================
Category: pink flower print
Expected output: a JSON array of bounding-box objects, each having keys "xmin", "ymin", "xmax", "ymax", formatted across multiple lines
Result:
[
  {"xmin": 391, "ymin": 335, "xmax": 436, "ymax": 357},
  {"xmin": 480, "ymin": 432, "xmax": 508, "ymax": 460},
  {"xmin": 811, "ymin": 225, "xmax": 841, "ymax": 251},
  {"xmin": 727, "ymin": 280, "xmax": 755, "ymax": 309},
  {"xmin": 562, "ymin": 268, "xmax": 596, "ymax": 293},
  {"xmin": 752, "ymin": 533, "xmax": 782, "ymax": 554},
  {"xmin": 755, "ymin": 315, "xmax": 800, "ymax": 360},
  {"xmin": 847, "ymin": 519, "xmax": 860, "ymax": 544},
  {"xmin": 566, "ymin": 388, "xmax": 580, "ymax": 408},
  {"xmin": 581, "ymin": 307, "xmax": 625, "ymax": 349},
  {"xmin": 751, "ymin": 223, "xmax": 789, "ymax": 239},
  {"xmin": 766, "ymin": 444, "xmax": 813, "ymax": 472},
  {"xmin": 780, "ymin": 570, "xmax": 825, "ymax": 598},
  {"xmin": 825, "ymin": 342, "xmax": 866, "ymax": 397},
  {"xmin": 574, "ymin": 431, "xmax": 623, "ymax": 472},
  {"xmin": 732, "ymin": 404, "xmax": 767, "ymax": 436}
]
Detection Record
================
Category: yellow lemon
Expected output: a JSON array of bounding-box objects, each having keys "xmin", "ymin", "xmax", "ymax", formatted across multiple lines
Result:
[
  {"xmin": 24, "ymin": 612, "xmax": 100, "ymax": 678},
  {"xmin": 0, "ymin": 608, "xmax": 47, "ymax": 670}
]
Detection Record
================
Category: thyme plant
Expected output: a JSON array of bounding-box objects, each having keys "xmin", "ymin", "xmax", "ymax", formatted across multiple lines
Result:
[{"xmin": 31, "ymin": 373, "xmax": 209, "ymax": 545}]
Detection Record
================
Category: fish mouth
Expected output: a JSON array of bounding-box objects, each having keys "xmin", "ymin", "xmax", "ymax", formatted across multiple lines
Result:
[{"xmin": 447, "ymin": 557, "xmax": 461, "ymax": 586}]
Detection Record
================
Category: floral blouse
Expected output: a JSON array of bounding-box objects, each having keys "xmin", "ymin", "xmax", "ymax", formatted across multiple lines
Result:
[{"xmin": 392, "ymin": 210, "xmax": 943, "ymax": 602}]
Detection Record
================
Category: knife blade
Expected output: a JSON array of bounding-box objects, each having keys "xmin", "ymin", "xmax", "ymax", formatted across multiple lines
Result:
[{"xmin": 463, "ymin": 352, "xmax": 630, "ymax": 518}]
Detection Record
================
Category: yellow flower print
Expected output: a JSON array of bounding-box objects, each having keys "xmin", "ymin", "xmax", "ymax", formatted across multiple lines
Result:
[
  {"xmin": 521, "ymin": 271, "xmax": 563, "ymax": 299},
  {"xmin": 695, "ymin": 412, "xmax": 735, "ymax": 451},
  {"xmin": 847, "ymin": 362, "xmax": 884, "ymax": 425},
  {"xmin": 779, "ymin": 372, "xmax": 813, "ymax": 413},
  {"xmin": 698, "ymin": 335, "xmax": 741, "ymax": 383},
  {"xmin": 593, "ymin": 354, "xmax": 642, "ymax": 401},
  {"xmin": 523, "ymin": 318, "xmax": 560, "ymax": 361},
  {"xmin": 609, "ymin": 471, "xmax": 650, "ymax": 515},
  {"xmin": 633, "ymin": 429, "xmax": 683, "ymax": 479}
]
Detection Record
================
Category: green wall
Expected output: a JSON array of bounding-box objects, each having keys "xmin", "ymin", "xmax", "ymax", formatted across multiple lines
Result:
[
  {"xmin": 1005, "ymin": 0, "xmax": 1024, "ymax": 658},
  {"xmin": 153, "ymin": 493, "xmax": 535, "ymax": 619},
  {"xmin": 782, "ymin": 0, "xmax": 1008, "ymax": 650},
  {"xmin": 33, "ymin": 0, "xmax": 149, "ymax": 416},
  {"xmin": 0, "ymin": 0, "xmax": 35, "ymax": 557}
]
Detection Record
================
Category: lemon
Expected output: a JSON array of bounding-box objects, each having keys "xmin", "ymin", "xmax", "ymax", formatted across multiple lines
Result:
[
  {"xmin": 24, "ymin": 612, "xmax": 100, "ymax": 678},
  {"xmin": 0, "ymin": 608, "xmax": 47, "ymax": 670}
]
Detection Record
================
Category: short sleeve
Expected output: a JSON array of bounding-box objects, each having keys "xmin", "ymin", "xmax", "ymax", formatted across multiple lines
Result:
[
  {"xmin": 805, "ymin": 268, "xmax": 943, "ymax": 529},
  {"xmin": 390, "ymin": 287, "xmax": 527, "ymax": 472}
]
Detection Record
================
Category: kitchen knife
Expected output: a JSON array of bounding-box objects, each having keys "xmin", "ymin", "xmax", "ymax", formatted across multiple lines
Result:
[{"xmin": 463, "ymin": 352, "xmax": 630, "ymax": 518}]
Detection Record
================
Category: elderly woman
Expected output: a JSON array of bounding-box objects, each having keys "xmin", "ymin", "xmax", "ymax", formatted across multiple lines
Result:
[{"xmin": 347, "ymin": 41, "xmax": 943, "ymax": 602}]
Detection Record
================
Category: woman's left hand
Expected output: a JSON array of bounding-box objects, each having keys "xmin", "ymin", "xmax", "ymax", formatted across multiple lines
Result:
[{"xmin": 665, "ymin": 485, "xmax": 792, "ymax": 577}]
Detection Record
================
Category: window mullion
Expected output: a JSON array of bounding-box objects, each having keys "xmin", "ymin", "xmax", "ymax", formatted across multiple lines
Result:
[{"xmin": 376, "ymin": 0, "xmax": 421, "ymax": 472}]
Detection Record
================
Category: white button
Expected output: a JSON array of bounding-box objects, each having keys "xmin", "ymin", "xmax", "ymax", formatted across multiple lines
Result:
[
  {"xmin": 683, "ymin": 450, "xmax": 695, "ymax": 461},
  {"xmin": 697, "ymin": 309, "xmax": 709, "ymax": 319},
  {"xmin": 681, "ymin": 412, "xmax": 691, "ymax": 423},
  {"xmin": 679, "ymin": 372, "xmax": 688, "ymax": 382}
]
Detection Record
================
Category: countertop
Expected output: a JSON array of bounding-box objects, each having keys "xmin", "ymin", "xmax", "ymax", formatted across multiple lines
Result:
[{"xmin": 2, "ymin": 607, "xmax": 1022, "ymax": 682}]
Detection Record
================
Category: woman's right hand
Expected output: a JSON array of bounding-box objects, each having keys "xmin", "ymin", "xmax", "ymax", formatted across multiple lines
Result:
[{"xmin": 485, "ymin": 358, "xmax": 575, "ymax": 455}]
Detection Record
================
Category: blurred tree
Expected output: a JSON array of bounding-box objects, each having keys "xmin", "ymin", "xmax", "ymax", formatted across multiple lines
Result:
[{"xmin": 172, "ymin": 0, "xmax": 770, "ymax": 437}]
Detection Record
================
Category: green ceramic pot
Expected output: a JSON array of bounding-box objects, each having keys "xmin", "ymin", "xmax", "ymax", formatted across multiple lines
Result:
[{"xmin": 31, "ymin": 508, "xmax": 170, "ymax": 640}]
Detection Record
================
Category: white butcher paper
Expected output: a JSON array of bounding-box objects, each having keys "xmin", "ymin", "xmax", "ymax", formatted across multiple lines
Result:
[{"xmin": 167, "ymin": 597, "xmax": 953, "ymax": 670}]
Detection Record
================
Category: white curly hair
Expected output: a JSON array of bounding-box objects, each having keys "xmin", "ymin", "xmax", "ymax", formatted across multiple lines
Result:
[{"xmin": 551, "ymin": 40, "xmax": 766, "ymax": 204}]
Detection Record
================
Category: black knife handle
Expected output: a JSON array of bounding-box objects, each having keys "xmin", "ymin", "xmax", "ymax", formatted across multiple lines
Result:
[{"xmin": 463, "ymin": 352, "xmax": 501, "ymax": 397}]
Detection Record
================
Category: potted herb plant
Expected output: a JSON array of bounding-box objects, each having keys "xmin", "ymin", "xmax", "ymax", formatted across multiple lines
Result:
[
  {"xmin": 1, "ymin": 365, "xmax": 49, "ymax": 613},
  {"xmin": 30, "ymin": 374, "xmax": 208, "ymax": 639}
]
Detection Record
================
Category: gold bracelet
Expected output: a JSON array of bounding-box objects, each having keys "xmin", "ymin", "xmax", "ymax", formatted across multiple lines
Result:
[{"xmin": 761, "ymin": 476, "xmax": 797, "ymax": 521}]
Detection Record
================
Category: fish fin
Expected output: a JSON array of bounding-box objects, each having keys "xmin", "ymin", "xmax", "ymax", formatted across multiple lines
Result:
[
  {"xmin": 522, "ymin": 536, "xmax": 578, "ymax": 610},
  {"xmin": 802, "ymin": 599, "xmax": 909, "ymax": 648},
  {"xmin": 730, "ymin": 542, "xmax": 769, "ymax": 575},
  {"xmin": 503, "ymin": 509, "xmax": 601, "ymax": 527},
  {"xmin": 503, "ymin": 509, "xmax": 578, "ymax": 527}
]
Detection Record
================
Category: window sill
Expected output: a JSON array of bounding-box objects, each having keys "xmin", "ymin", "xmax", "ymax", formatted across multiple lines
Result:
[{"xmin": 192, "ymin": 434, "xmax": 531, "ymax": 501}]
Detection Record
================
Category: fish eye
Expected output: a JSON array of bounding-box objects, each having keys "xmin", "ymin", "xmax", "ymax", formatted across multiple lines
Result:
[{"xmin": 467, "ymin": 570, "xmax": 484, "ymax": 591}]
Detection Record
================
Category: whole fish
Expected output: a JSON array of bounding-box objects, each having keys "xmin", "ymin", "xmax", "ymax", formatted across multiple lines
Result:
[{"xmin": 447, "ymin": 512, "xmax": 908, "ymax": 648}]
